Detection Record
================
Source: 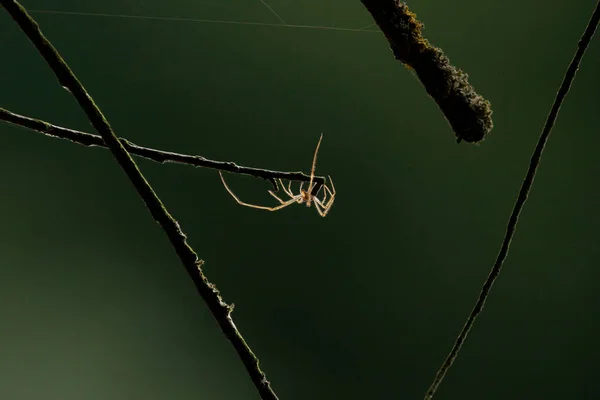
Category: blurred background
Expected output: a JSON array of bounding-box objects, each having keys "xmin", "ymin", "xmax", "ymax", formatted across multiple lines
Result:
[{"xmin": 1, "ymin": 0, "xmax": 600, "ymax": 399}]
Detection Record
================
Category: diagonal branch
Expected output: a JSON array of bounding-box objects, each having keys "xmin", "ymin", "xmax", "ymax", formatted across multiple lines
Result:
[
  {"xmin": 361, "ymin": 0, "xmax": 493, "ymax": 144},
  {"xmin": 424, "ymin": 1, "xmax": 600, "ymax": 398},
  {"xmin": 1, "ymin": 1, "xmax": 280, "ymax": 399},
  {"xmin": 0, "ymin": 107, "xmax": 326, "ymax": 193}
]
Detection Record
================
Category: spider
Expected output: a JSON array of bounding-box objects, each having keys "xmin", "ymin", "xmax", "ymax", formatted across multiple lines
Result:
[{"xmin": 219, "ymin": 134, "xmax": 336, "ymax": 217}]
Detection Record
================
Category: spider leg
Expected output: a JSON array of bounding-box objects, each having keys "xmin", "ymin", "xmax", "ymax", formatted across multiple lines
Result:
[
  {"xmin": 313, "ymin": 177, "xmax": 335, "ymax": 217},
  {"xmin": 320, "ymin": 183, "xmax": 328, "ymax": 204},
  {"xmin": 270, "ymin": 179, "xmax": 306, "ymax": 205},
  {"xmin": 268, "ymin": 190, "xmax": 301, "ymax": 205},
  {"xmin": 313, "ymin": 198, "xmax": 327, "ymax": 217},
  {"xmin": 219, "ymin": 171, "xmax": 297, "ymax": 211},
  {"xmin": 306, "ymin": 133, "xmax": 324, "ymax": 207},
  {"xmin": 313, "ymin": 196, "xmax": 334, "ymax": 217},
  {"xmin": 315, "ymin": 184, "xmax": 334, "ymax": 210},
  {"xmin": 280, "ymin": 179, "xmax": 295, "ymax": 198},
  {"xmin": 326, "ymin": 176, "xmax": 336, "ymax": 195},
  {"xmin": 322, "ymin": 176, "xmax": 336, "ymax": 208}
]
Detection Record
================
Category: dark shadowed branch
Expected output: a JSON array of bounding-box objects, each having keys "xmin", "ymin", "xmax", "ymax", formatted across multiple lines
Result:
[
  {"xmin": 0, "ymin": 107, "xmax": 326, "ymax": 194},
  {"xmin": 424, "ymin": 1, "xmax": 600, "ymax": 398},
  {"xmin": 361, "ymin": 0, "xmax": 493, "ymax": 143},
  {"xmin": 1, "ymin": 1, "xmax": 279, "ymax": 399}
]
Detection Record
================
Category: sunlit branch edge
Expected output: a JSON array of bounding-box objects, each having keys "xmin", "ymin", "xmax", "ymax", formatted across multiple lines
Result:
[
  {"xmin": 1, "ymin": 2, "xmax": 280, "ymax": 400},
  {"xmin": 424, "ymin": 1, "xmax": 600, "ymax": 399},
  {"xmin": 0, "ymin": 107, "xmax": 326, "ymax": 194}
]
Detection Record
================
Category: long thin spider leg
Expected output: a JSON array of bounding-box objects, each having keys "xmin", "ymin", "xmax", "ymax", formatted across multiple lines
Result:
[
  {"xmin": 315, "ymin": 177, "xmax": 335, "ymax": 214},
  {"xmin": 306, "ymin": 133, "xmax": 324, "ymax": 206},
  {"xmin": 327, "ymin": 175, "xmax": 336, "ymax": 195},
  {"xmin": 268, "ymin": 190, "xmax": 300, "ymax": 205},
  {"xmin": 322, "ymin": 194, "xmax": 335, "ymax": 211},
  {"xmin": 323, "ymin": 176, "xmax": 336, "ymax": 208},
  {"xmin": 313, "ymin": 198, "xmax": 327, "ymax": 217},
  {"xmin": 318, "ymin": 180, "xmax": 329, "ymax": 204},
  {"xmin": 313, "ymin": 197, "xmax": 333, "ymax": 217},
  {"xmin": 279, "ymin": 179, "xmax": 295, "ymax": 198},
  {"xmin": 219, "ymin": 171, "xmax": 296, "ymax": 211},
  {"xmin": 316, "ymin": 180, "xmax": 335, "ymax": 210},
  {"xmin": 326, "ymin": 195, "xmax": 335, "ymax": 213}
]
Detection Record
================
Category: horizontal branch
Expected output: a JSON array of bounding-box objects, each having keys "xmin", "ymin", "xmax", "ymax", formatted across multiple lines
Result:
[{"xmin": 0, "ymin": 107, "xmax": 325, "ymax": 193}]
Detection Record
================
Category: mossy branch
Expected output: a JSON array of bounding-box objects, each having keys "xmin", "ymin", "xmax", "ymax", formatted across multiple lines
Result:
[
  {"xmin": 0, "ymin": 107, "xmax": 325, "ymax": 194},
  {"xmin": 424, "ymin": 1, "xmax": 600, "ymax": 398},
  {"xmin": 361, "ymin": 0, "xmax": 493, "ymax": 143},
  {"xmin": 1, "ymin": 1, "xmax": 279, "ymax": 399}
]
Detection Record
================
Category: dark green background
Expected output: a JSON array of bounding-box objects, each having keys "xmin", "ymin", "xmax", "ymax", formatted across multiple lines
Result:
[{"xmin": 2, "ymin": 1, "xmax": 600, "ymax": 399}]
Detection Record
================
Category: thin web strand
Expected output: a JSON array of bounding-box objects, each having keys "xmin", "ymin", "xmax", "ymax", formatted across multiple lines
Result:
[
  {"xmin": 27, "ymin": 9, "xmax": 379, "ymax": 33},
  {"xmin": 358, "ymin": 22, "xmax": 375, "ymax": 30},
  {"xmin": 258, "ymin": 0, "xmax": 286, "ymax": 25}
]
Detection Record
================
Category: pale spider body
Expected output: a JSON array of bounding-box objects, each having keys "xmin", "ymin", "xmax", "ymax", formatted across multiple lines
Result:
[{"xmin": 219, "ymin": 134, "xmax": 335, "ymax": 217}]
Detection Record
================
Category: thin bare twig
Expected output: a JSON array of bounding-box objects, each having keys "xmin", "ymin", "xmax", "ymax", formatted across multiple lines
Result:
[
  {"xmin": 1, "ymin": 1, "xmax": 280, "ymax": 399},
  {"xmin": 424, "ymin": 1, "xmax": 600, "ymax": 398},
  {"xmin": 0, "ymin": 107, "xmax": 326, "ymax": 193}
]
